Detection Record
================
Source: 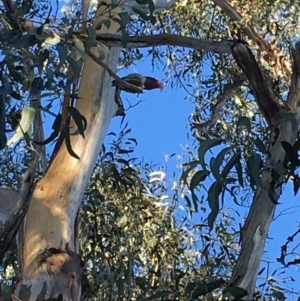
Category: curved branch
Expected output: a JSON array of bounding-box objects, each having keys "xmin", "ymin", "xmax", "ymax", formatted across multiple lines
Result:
[
  {"xmin": 193, "ymin": 73, "xmax": 247, "ymax": 130},
  {"xmin": 212, "ymin": 0, "xmax": 291, "ymax": 79},
  {"xmin": 288, "ymin": 42, "xmax": 300, "ymax": 109},
  {"xmin": 231, "ymin": 42, "xmax": 282, "ymax": 125},
  {"xmin": 211, "ymin": 0, "xmax": 270, "ymax": 50},
  {"xmin": 91, "ymin": 33, "xmax": 233, "ymax": 54}
]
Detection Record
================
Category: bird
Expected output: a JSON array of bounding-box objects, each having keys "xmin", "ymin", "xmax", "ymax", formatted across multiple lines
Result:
[
  {"xmin": 111, "ymin": 73, "xmax": 164, "ymax": 93},
  {"xmin": 111, "ymin": 73, "xmax": 164, "ymax": 116}
]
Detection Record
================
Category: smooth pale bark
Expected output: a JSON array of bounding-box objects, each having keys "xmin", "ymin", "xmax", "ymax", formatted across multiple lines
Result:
[{"xmin": 13, "ymin": 3, "xmax": 121, "ymax": 300}]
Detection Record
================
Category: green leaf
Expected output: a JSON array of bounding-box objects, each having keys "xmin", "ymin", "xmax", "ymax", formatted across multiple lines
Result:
[
  {"xmin": 118, "ymin": 12, "xmax": 131, "ymax": 28},
  {"xmin": 34, "ymin": 114, "xmax": 62, "ymax": 145},
  {"xmin": 95, "ymin": 19, "xmax": 111, "ymax": 30},
  {"xmin": 246, "ymin": 154, "xmax": 263, "ymax": 188},
  {"xmin": 118, "ymin": 148, "xmax": 134, "ymax": 154},
  {"xmin": 254, "ymin": 137, "xmax": 267, "ymax": 154},
  {"xmin": 211, "ymin": 146, "xmax": 234, "ymax": 183},
  {"xmin": 258, "ymin": 267, "xmax": 266, "ymax": 275},
  {"xmin": 198, "ymin": 138, "xmax": 224, "ymax": 170},
  {"xmin": 22, "ymin": 79, "xmax": 31, "ymax": 91},
  {"xmin": 293, "ymin": 136, "xmax": 300, "ymax": 152},
  {"xmin": 31, "ymin": 77, "xmax": 44, "ymax": 92},
  {"xmin": 191, "ymin": 191, "xmax": 198, "ymax": 213},
  {"xmin": 281, "ymin": 141, "xmax": 299, "ymax": 168},
  {"xmin": 56, "ymin": 44, "xmax": 68, "ymax": 69},
  {"xmin": 175, "ymin": 271, "xmax": 185, "ymax": 290},
  {"xmin": 222, "ymin": 286, "xmax": 247, "ymax": 299},
  {"xmin": 0, "ymin": 82, "xmax": 12, "ymax": 95},
  {"xmin": 7, "ymin": 107, "xmax": 35, "ymax": 146},
  {"xmin": 184, "ymin": 195, "xmax": 193, "ymax": 212},
  {"xmin": 85, "ymin": 26, "xmax": 96, "ymax": 53},
  {"xmin": 234, "ymin": 157, "xmax": 244, "ymax": 187},
  {"xmin": 96, "ymin": 41, "xmax": 108, "ymax": 61},
  {"xmin": 222, "ymin": 151, "xmax": 241, "ymax": 179},
  {"xmin": 121, "ymin": 29, "xmax": 129, "ymax": 47},
  {"xmin": 135, "ymin": 0, "xmax": 156, "ymax": 15},
  {"xmin": 185, "ymin": 279, "xmax": 225, "ymax": 298},
  {"xmin": 180, "ymin": 160, "xmax": 202, "ymax": 184},
  {"xmin": 190, "ymin": 170, "xmax": 210, "ymax": 190},
  {"xmin": 293, "ymin": 177, "xmax": 300, "ymax": 196},
  {"xmin": 135, "ymin": 0, "xmax": 148, "ymax": 4},
  {"xmin": 237, "ymin": 116, "xmax": 251, "ymax": 132},
  {"xmin": 67, "ymin": 107, "xmax": 87, "ymax": 138},
  {"xmin": 131, "ymin": 7, "xmax": 150, "ymax": 21},
  {"xmin": 56, "ymin": 294, "xmax": 63, "ymax": 301},
  {"xmin": 65, "ymin": 117, "xmax": 80, "ymax": 159},
  {"xmin": 207, "ymin": 181, "xmax": 223, "ymax": 230}
]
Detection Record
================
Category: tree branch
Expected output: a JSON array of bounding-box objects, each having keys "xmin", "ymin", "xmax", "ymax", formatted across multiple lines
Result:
[
  {"xmin": 90, "ymin": 33, "xmax": 233, "ymax": 54},
  {"xmin": 288, "ymin": 41, "xmax": 300, "ymax": 110},
  {"xmin": 212, "ymin": 0, "xmax": 291, "ymax": 79},
  {"xmin": 193, "ymin": 73, "xmax": 247, "ymax": 131},
  {"xmin": 211, "ymin": 0, "xmax": 270, "ymax": 50},
  {"xmin": 231, "ymin": 42, "xmax": 282, "ymax": 125}
]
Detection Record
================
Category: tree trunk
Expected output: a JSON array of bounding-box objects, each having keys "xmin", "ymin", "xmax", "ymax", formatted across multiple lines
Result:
[
  {"xmin": 13, "ymin": 2, "xmax": 121, "ymax": 300},
  {"xmin": 230, "ymin": 121, "xmax": 298, "ymax": 298},
  {"xmin": 229, "ymin": 42, "xmax": 300, "ymax": 298}
]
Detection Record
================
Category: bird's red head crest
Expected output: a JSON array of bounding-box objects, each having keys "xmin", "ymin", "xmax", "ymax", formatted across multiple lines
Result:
[{"xmin": 156, "ymin": 80, "xmax": 164, "ymax": 91}]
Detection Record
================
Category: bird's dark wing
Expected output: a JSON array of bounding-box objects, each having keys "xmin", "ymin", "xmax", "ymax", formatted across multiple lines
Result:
[{"xmin": 112, "ymin": 75, "xmax": 144, "ymax": 93}]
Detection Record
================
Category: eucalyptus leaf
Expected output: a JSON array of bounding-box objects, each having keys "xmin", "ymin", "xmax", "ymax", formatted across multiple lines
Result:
[
  {"xmin": 198, "ymin": 138, "xmax": 224, "ymax": 170},
  {"xmin": 207, "ymin": 181, "xmax": 223, "ymax": 230},
  {"xmin": 85, "ymin": 26, "xmax": 96, "ymax": 53},
  {"xmin": 65, "ymin": 117, "xmax": 80, "ymax": 159},
  {"xmin": 237, "ymin": 116, "xmax": 251, "ymax": 132},
  {"xmin": 246, "ymin": 154, "xmax": 263, "ymax": 188},
  {"xmin": 34, "ymin": 114, "xmax": 62, "ymax": 145}
]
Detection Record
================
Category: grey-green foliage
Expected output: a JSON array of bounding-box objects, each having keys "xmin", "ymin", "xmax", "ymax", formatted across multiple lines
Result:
[{"xmin": 78, "ymin": 127, "xmax": 240, "ymax": 300}]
